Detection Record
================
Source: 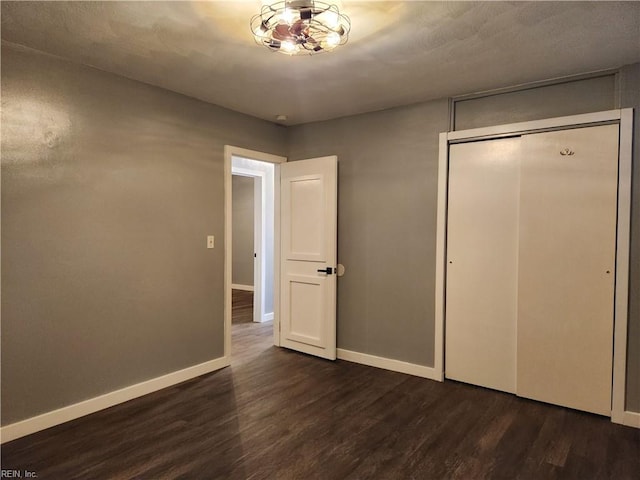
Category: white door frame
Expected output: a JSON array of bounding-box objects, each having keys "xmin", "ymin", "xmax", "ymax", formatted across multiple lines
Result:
[
  {"xmin": 232, "ymin": 166, "xmax": 267, "ymax": 324},
  {"xmin": 224, "ymin": 146, "xmax": 287, "ymax": 359},
  {"xmin": 434, "ymin": 109, "xmax": 634, "ymax": 427}
]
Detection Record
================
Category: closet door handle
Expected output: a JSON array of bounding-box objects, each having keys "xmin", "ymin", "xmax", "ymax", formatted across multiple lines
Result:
[{"xmin": 317, "ymin": 267, "xmax": 334, "ymax": 275}]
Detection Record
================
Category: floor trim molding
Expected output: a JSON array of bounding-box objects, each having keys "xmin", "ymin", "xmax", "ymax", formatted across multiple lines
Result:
[
  {"xmin": 0, "ymin": 356, "xmax": 230, "ymax": 444},
  {"xmin": 231, "ymin": 284, "xmax": 254, "ymax": 292},
  {"xmin": 337, "ymin": 349, "xmax": 442, "ymax": 381},
  {"xmin": 263, "ymin": 312, "xmax": 274, "ymax": 322},
  {"xmin": 621, "ymin": 411, "xmax": 640, "ymax": 428}
]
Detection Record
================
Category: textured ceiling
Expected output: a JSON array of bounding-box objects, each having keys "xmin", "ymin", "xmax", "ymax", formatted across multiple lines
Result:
[{"xmin": 2, "ymin": 1, "xmax": 639, "ymax": 125}]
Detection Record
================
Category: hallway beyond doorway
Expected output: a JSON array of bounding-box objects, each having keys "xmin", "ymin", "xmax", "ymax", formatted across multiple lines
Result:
[{"xmin": 231, "ymin": 289, "xmax": 273, "ymax": 368}]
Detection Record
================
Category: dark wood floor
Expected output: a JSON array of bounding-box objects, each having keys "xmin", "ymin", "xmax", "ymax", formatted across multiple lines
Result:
[
  {"xmin": 2, "ymin": 296, "xmax": 639, "ymax": 479},
  {"xmin": 232, "ymin": 289, "xmax": 254, "ymax": 325},
  {"xmin": 231, "ymin": 289, "xmax": 273, "ymax": 369}
]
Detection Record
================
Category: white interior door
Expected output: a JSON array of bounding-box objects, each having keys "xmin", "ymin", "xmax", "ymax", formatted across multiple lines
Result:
[
  {"xmin": 517, "ymin": 124, "xmax": 618, "ymax": 416},
  {"xmin": 280, "ymin": 156, "xmax": 337, "ymax": 360},
  {"xmin": 445, "ymin": 138, "xmax": 521, "ymax": 393}
]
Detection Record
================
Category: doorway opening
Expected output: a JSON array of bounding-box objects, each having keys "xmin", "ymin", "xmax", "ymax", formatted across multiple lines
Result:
[
  {"xmin": 224, "ymin": 146, "xmax": 286, "ymax": 361},
  {"xmin": 231, "ymin": 159, "xmax": 274, "ymax": 359},
  {"xmin": 231, "ymin": 167, "xmax": 269, "ymax": 324}
]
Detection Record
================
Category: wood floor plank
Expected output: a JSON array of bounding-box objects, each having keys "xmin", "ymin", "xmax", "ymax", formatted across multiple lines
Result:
[
  {"xmin": 2, "ymin": 295, "xmax": 639, "ymax": 479},
  {"xmin": 232, "ymin": 289, "xmax": 254, "ymax": 324}
]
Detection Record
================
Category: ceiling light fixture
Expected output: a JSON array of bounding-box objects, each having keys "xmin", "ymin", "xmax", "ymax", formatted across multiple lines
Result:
[{"xmin": 250, "ymin": 0, "xmax": 350, "ymax": 56}]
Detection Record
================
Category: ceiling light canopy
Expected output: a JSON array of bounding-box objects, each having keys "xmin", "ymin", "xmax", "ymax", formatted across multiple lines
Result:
[{"xmin": 251, "ymin": 0, "xmax": 350, "ymax": 56}]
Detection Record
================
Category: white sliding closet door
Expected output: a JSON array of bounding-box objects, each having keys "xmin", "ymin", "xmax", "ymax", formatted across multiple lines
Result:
[
  {"xmin": 445, "ymin": 137, "xmax": 521, "ymax": 393},
  {"xmin": 517, "ymin": 124, "xmax": 618, "ymax": 416}
]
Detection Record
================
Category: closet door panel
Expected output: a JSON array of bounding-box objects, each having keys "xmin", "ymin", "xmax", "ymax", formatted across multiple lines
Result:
[
  {"xmin": 445, "ymin": 138, "xmax": 521, "ymax": 393},
  {"xmin": 517, "ymin": 124, "xmax": 618, "ymax": 415}
]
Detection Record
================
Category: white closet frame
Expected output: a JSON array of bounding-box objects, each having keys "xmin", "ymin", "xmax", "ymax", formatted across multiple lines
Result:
[{"xmin": 434, "ymin": 109, "xmax": 634, "ymax": 427}]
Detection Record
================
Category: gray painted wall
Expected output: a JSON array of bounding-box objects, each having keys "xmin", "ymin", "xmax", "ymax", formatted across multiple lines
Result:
[
  {"xmin": 0, "ymin": 43, "xmax": 286, "ymax": 425},
  {"xmin": 454, "ymin": 74, "xmax": 617, "ymax": 130},
  {"xmin": 288, "ymin": 100, "xmax": 450, "ymax": 366},
  {"xmin": 232, "ymin": 175, "xmax": 255, "ymax": 286},
  {"xmin": 287, "ymin": 65, "xmax": 640, "ymax": 412}
]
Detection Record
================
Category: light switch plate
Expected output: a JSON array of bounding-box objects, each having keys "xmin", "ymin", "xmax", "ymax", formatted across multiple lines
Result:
[{"xmin": 207, "ymin": 235, "xmax": 215, "ymax": 249}]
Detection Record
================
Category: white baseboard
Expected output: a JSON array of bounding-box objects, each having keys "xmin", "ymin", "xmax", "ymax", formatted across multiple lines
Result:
[
  {"xmin": 232, "ymin": 284, "xmax": 254, "ymax": 292},
  {"xmin": 0, "ymin": 356, "xmax": 230, "ymax": 444},
  {"xmin": 337, "ymin": 349, "xmax": 443, "ymax": 381},
  {"xmin": 621, "ymin": 411, "xmax": 640, "ymax": 428},
  {"xmin": 263, "ymin": 312, "xmax": 274, "ymax": 322}
]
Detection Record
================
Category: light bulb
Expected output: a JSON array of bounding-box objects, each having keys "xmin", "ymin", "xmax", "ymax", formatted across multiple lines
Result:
[
  {"xmin": 281, "ymin": 41, "xmax": 296, "ymax": 53},
  {"xmin": 326, "ymin": 31, "xmax": 340, "ymax": 47},
  {"xmin": 281, "ymin": 8, "xmax": 295, "ymax": 24},
  {"xmin": 323, "ymin": 11, "xmax": 339, "ymax": 29}
]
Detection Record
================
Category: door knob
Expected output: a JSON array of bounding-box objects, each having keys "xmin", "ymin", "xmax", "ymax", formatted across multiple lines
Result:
[{"xmin": 317, "ymin": 267, "xmax": 334, "ymax": 275}]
